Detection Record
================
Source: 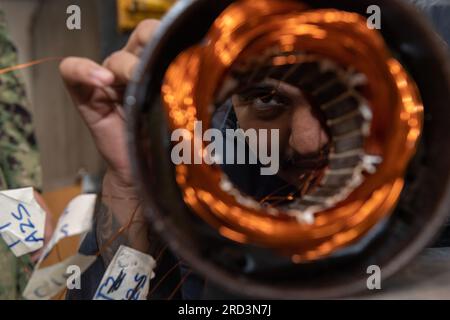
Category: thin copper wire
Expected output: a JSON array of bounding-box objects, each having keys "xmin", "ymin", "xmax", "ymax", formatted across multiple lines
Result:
[
  {"xmin": 258, "ymin": 183, "xmax": 295, "ymax": 205},
  {"xmin": 167, "ymin": 269, "xmax": 193, "ymax": 300},
  {"xmin": 0, "ymin": 56, "xmax": 63, "ymax": 75},
  {"xmin": 155, "ymin": 244, "xmax": 169, "ymax": 262},
  {"xmin": 1, "ymin": 57, "xmax": 147, "ymax": 299},
  {"xmin": 47, "ymin": 201, "xmax": 143, "ymax": 300},
  {"xmin": 95, "ymin": 202, "xmax": 141, "ymax": 257},
  {"xmin": 148, "ymin": 260, "xmax": 183, "ymax": 297},
  {"xmin": 0, "ymin": 56, "xmax": 127, "ymax": 122},
  {"xmin": 263, "ymin": 116, "xmax": 327, "ymax": 207}
]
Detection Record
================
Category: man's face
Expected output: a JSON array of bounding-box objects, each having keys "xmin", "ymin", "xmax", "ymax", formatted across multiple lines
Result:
[{"xmin": 232, "ymin": 78, "xmax": 329, "ymax": 188}]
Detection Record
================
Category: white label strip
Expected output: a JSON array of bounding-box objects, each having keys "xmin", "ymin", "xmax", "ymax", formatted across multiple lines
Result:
[
  {"xmin": 23, "ymin": 193, "xmax": 99, "ymax": 300},
  {"xmin": 23, "ymin": 253, "xmax": 96, "ymax": 300},
  {"xmin": 39, "ymin": 194, "xmax": 97, "ymax": 263},
  {"xmin": 94, "ymin": 245, "xmax": 156, "ymax": 300},
  {"xmin": 0, "ymin": 188, "xmax": 46, "ymax": 256}
]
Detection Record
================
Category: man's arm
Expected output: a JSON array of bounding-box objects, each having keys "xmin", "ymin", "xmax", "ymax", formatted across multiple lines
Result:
[
  {"xmin": 95, "ymin": 172, "xmax": 148, "ymax": 267},
  {"xmin": 59, "ymin": 20, "xmax": 160, "ymax": 266}
]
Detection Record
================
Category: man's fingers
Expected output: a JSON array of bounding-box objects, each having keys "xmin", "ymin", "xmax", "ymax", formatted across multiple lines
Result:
[
  {"xmin": 60, "ymin": 57, "xmax": 114, "ymax": 104},
  {"xmin": 60, "ymin": 57, "xmax": 114, "ymax": 88},
  {"xmin": 60, "ymin": 18, "xmax": 157, "ymax": 104},
  {"xmin": 105, "ymin": 19, "xmax": 160, "ymax": 83},
  {"xmin": 123, "ymin": 19, "xmax": 160, "ymax": 55},
  {"xmin": 102, "ymin": 50, "xmax": 139, "ymax": 84},
  {"xmin": 59, "ymin": 57, "xmax": 114, "ymax": 86}
]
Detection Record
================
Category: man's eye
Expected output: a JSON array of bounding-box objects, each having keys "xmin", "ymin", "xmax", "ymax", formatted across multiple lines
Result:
[
  {"xmin": 236, "ymin": 85, "xmax": 292, "ymax": 119},
  {"xmin": 253, "ymin": 94, "xmax": 288, "ymax": 109}
]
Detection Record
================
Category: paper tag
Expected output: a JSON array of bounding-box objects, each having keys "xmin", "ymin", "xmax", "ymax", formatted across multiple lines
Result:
[
  {"xmin": 0, "ymin": 188, "xmax": 46, "ymax": 256},
  {"xmin": 40, "ymin": 194, "xmax": 97, "ymax": 262},
  {"xmin": 23, "ymin": 253, "xmax": 96, "ymax": 300},
  {"xmin": 94, "ymin": 245, "xmax": 156, "ymax": 300},
  {"xmin": 23, "ymin": 193, "xmax": 98, "ymax": 300}
]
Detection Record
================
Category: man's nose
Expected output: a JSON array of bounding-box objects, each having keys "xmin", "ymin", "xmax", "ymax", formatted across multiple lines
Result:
[{"xmin": 288, "ymin": 105, "xmax": 329, "ymax": 155}]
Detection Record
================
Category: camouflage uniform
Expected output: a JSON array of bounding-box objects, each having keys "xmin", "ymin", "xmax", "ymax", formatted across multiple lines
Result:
[{"xmin": 0, "ymin": 10, "xmax": 43, "ymax": 299}]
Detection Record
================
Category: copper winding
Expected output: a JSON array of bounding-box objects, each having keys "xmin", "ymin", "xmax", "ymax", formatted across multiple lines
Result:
[
  {"xmin": 160, "ymin": 0, "xmax": 423, "ymax": 262},
  {"xmin": 2, "ymin": 0, "xmax": 422, "ymax": 263}
]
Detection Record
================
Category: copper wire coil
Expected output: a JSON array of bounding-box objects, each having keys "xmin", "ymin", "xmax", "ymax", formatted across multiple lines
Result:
[
  {"xmin": 160, "ymin": 0, "xmax": 423, "ymax": 261},
  {"xmin": 127, "ymin": 0, "xmax": 450, "ymax": 299}
]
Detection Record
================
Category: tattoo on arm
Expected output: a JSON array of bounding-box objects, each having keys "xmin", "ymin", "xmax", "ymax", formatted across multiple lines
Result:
[
  {"xmin": 95, "ymin": 201, "xmax": 128, "ymax": 267},
  {"xmin": 93, "ymin": 194, "xmax": 167, "ymax": 269}
]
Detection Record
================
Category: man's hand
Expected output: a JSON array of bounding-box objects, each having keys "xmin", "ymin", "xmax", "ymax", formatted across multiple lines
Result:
[
  {"xmin": 59, "ymin": 19, "xmax": 160, "ymax": 189},
  {"xmin": 59, "ymin": 20, "xmax": 160, "ymax": 263}
]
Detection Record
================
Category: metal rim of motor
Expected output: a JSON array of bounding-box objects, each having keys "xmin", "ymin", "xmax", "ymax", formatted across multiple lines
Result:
[{"xmin": 125, "ymin": 0, "xmax": 450, "ymax": 298}]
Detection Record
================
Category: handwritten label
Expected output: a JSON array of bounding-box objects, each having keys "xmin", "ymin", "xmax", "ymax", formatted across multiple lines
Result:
[
  {"xmin": 0, "ymin": 188, "xmax": 46, "ymax": 256},
  {"xmin": 23, "ymin": 254, "xmax": 96, "ymax": 300},
  {"xmin": 94, "ymin": 245, "xmax": 156, "ymax": 300},
  {"xmin": 39, "ymin": 194, "xmax": 97, "ymax": 263},
  {"xmin": 22, "ymin": 193, "xmax": 98, "ymax": 300}
]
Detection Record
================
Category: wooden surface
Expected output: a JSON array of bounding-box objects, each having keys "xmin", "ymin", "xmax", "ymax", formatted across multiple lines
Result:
[
  {"xmin": 41, "ymin": 185, "xmax": 83, "ymax": 266},
  {"xmin": 41, "ymin": 185, "xmax": 83, "ymax": 300}
]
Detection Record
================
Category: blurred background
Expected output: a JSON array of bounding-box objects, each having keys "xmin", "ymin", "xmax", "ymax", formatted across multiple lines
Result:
[{"xmin": 0, "ymin": 0, "xmax": 176, "ymax": 192}]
